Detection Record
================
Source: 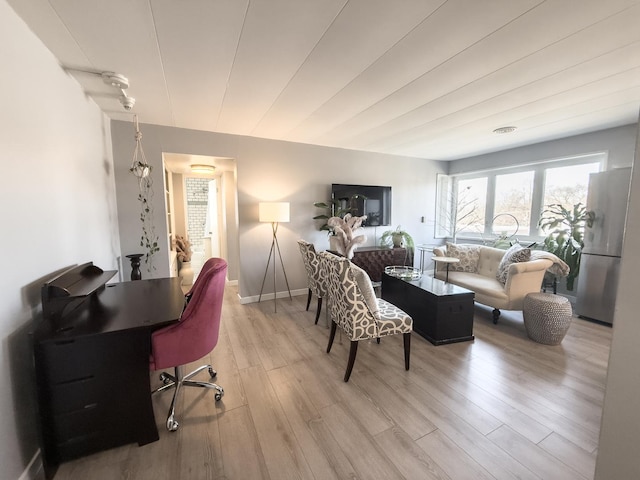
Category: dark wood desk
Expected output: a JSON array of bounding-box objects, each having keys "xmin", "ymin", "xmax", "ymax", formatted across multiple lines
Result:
[
  {"xmin": 34, "ymin": 271, "xmax": 185, "ymax": 475},
  {"xmin": 382, "ymin": 272, "xmax": 475, "ymax": 345}
]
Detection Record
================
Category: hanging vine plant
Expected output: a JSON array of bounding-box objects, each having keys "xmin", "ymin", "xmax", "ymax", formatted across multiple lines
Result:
[{"xmin": 130, "ymin": 116, "xmax": 159, "ymax": 270}]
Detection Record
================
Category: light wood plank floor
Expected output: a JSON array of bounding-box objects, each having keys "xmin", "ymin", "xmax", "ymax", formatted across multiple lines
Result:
[{"xmin": 54, "ymin": 285, "xmax": 612, "ymax": 480}]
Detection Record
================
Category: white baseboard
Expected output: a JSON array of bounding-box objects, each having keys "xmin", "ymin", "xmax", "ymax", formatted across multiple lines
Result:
[{"xmin": 238, "ymin": 288, "xmax": 307, "ymax": 304}]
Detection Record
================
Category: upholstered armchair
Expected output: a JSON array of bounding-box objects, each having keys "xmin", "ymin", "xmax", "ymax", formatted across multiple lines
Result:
[
  {"xmin": 297, "ymin": 240, "xmax": 328, "ymax": 324},
  {"xmin": 318, "ymin": 251, "xmax": 412, "ymax": 382}
]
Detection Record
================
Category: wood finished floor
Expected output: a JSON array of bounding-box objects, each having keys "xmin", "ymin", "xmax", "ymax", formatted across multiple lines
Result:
[{"xmin": 54, "ymin": 285, "xmax": 612, "ymax": 480}]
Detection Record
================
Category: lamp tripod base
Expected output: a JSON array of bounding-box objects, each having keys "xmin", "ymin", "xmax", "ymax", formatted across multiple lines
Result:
[{"xmin": 258, "ymin": 222, "xmax": 292, "ymax": 312}]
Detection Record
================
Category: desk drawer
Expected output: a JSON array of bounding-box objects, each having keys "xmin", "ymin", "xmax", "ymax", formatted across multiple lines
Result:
[
  {"xmin": 37, "ymin": 333, "xmax": 143, "ymax": 385},
  {"xmin": 50, "ymin": 402, "xmax": 104, "ymax": 442},
  {"xmin": 48, "ymin": 377, "xmax": 101, "ymax": 414}
]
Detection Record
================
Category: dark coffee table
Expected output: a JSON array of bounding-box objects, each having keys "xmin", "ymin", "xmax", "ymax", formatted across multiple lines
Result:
[{"xmin": 382, "ymin": 272, "xmax": 475, "ymax": 345}]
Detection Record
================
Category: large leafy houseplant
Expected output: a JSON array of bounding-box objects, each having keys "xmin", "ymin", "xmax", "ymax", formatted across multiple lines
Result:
[{"xmin": 538, "ymin": 203, "xmax": 591, "ymax": 291}]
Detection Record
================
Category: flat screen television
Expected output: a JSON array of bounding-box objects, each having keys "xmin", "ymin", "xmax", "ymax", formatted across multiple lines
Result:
[{"xmin": 331, "ymin": 184, "xmax": 391, "ymax": 227}]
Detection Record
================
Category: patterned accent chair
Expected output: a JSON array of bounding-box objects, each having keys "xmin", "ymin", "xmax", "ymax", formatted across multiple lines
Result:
[
  {"xmin": 297, "ymin": 240, "xmax": 328, "ymax": 324},
  {"xmin": 319, "ymin": 251, "xmax": 413, "ymax": 382}
]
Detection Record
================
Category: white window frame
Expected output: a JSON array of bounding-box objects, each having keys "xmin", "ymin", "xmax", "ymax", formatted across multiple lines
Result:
[{"xmin": 436, "ymin": 153, "xmax": 606, "ymax": 243}]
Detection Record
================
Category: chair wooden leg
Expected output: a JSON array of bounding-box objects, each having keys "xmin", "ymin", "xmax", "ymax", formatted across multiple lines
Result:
[
  {"xmin": 344, "ymin": 341, "xmax": 358, "ymax": 382},
  {"xmin": 306, "ymin": 289, "xmax": 312, "ymax": 311},
  {"xmin": 403, "ymin": 333, "xmax": 411, "ymax": 370},
  {"xmin": 326, "ymin": 320, "xmax": 337, "ymax": 353},
  {"xmin": 314, "ymin": 297, "xmax": 323, "ymax": 324}
]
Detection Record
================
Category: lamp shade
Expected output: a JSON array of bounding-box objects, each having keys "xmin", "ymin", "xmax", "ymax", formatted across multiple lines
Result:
[{"xmin": 259, "ymin": 202, "xmax": 290, "ymax": 223}]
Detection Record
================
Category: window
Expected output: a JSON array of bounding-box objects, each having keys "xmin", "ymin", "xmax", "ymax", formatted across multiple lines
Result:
[
  {"xmin": 437, "ymin": 154, "xmax": 604, "ymax": 242},
  {"xmin": 494, "ymin": 171, "xmax": 534, "ymax": 236},
  {"xmin": 542, "ymin": 162, "xmax": 600, "ymax": 213},
  {"xmin": 455, "ymin": 177, "xmax": 487, "ymax": 238}
]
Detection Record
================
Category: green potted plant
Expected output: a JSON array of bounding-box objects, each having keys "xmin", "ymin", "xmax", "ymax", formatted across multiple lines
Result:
[
  {"xmin": 380, "ymin": 225, "xmax": 415, "ymax": 256},
  {"xmin": 538, "ymin": 203, "xmax": 591, "ymax": 291}
]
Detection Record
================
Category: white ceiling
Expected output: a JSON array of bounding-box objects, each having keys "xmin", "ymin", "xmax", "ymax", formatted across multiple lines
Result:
[{"xmin": 9, "ymin": 0, "xmax": 640, "ymax": 160}]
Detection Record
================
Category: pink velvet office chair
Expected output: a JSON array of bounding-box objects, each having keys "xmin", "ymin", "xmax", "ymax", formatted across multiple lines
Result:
[{"xmin": 150, "ymin": 257, "xmax": 227, "ymax": 431}]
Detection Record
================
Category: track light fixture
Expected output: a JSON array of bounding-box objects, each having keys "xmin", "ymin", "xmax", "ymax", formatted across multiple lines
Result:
[
  {"xmin": 119, "ymin": 95, "xmax": 136, "ymax": 111},
  {"xmin": 65, "ymin": 67, "xmax": 136, "ymax": 112},
  {"xmin": 101, "ymin": 72, "xmax": 129, "ymax": 89}
]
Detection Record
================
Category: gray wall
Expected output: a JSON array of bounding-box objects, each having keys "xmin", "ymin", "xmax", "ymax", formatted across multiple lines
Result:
[
  {"xmin": 110, "ymin": 121, "xmax": 447, "ymax": 300},
  {"xmin": 0, "ymin": 2, "xmax": 121, "ymax": 478},
  {"xmin": 447, "ymin": 124, "xmax": 637, "ymax": 174}
]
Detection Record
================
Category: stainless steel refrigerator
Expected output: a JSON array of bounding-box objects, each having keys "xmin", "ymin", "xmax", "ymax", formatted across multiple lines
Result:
[{"xmin": 576, "ymin": 168, "xmax": 631, "ymax": 324}]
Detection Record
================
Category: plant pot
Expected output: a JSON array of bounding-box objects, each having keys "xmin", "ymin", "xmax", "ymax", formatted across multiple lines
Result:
[
  {"xmin": 392, "ymin": 234, "xmax": 404, "ymax": 248},
  {"xmin": 178, "ymin": 261, "xmax": 194, "ymax": 286}
]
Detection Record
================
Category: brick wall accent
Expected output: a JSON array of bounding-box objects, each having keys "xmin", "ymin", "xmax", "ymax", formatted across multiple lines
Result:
[{"xmin": 185, "ymin": 177, "xmax": 209, "ymax": 253}]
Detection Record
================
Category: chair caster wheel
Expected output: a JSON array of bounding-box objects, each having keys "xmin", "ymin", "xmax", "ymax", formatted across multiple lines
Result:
[
  {"xmin": 159, "ymin": 372, "xmax": 171, "ymax": 385},
  {"xmin": 214, "ymin": 386, "xmax": 224, "ymax": 401},
  {"xmin": 166, "ymin": 416, "xmax": 179, "ymax": 432},
  {"xmin": 208, "ymin": 367, "xmax": 217, "ymax": 379}
]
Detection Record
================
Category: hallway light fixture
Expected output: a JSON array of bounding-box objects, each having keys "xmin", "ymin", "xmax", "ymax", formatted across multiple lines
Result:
[{"xmin": 191, "ymin": 164, "xmax": 216, "ymax": 174}]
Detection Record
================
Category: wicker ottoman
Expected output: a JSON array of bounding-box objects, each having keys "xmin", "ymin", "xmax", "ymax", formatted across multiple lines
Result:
[{"xmin": 523, "ymin": 292, "xmax": 572, "ymax": 345}]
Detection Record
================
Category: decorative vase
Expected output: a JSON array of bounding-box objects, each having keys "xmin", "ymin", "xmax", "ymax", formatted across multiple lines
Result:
[
  {"xmin": 178, "ymin": 261, "xmax": 194, "ymax": 286},
  {"xmin": 329, "ymin": 235, "xmax": 342, "ymax": 254},
  {"xmin": 126, "ymin": 253, "xmax": 144, "ymax": 281}
]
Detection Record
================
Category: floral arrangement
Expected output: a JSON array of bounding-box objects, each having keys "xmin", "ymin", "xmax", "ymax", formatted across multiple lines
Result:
[
  {"xmin": 327, "ymin": 214, "xmax": 367, "ymax": 259},
  {"xmin": 175, "ymin": 235, "xmax": 192, "ymax": 263}
]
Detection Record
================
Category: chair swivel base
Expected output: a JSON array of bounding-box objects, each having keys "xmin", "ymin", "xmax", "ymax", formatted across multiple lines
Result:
[{"xmin": 152, "ymin": 364, "xmax": 224, "ymax": 431}]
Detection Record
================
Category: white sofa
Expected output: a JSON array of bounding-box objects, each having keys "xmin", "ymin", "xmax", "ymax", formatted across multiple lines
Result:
[{"xmin": 433, "ymin": 244, "xmax": 554, "ymax": 323}]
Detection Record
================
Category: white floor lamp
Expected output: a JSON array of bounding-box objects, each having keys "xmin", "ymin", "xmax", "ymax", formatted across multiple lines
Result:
[{"xmin": 258, "ymin": 202, "xmax": 292, "ymax": 312}]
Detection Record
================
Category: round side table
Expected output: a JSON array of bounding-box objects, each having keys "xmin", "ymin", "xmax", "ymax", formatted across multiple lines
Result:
[
  {"xmin": 432, "ymin": 256, "xmax": 460, "ymax": 283},
  {"xmin": 523, "ymin": 292, "xmax": 573, "ymax": 345}
]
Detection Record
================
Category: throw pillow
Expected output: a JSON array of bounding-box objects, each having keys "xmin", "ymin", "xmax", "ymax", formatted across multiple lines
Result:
[
  {"xmin": 446, "ymin": 242, "xmax": 480, "ymax": 272},
  {"xmin": 496, "ymin": 244, "xmax": 531, "ymax": 284},
  {"xmin": 350, "ymin": 264, "xmax": 380, "ymax": 319}
]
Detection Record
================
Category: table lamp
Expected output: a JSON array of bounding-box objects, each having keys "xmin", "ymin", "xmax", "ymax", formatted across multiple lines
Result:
[{"xmin": 258, "ymin": 202, "xmax": 292, "ymax": 312}]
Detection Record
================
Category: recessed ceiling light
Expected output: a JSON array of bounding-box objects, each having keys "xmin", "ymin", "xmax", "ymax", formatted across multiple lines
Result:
[{"xmin": 493, "ymin": 126, "xmax": 517, "ymax": 134}]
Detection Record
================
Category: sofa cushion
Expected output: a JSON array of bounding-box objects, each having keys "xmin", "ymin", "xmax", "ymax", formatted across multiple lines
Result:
[
  {"xmin": 445, "ymin": 271, "xmax": 509, "ymax": 302},
  {"xmin": 446, "ymin": 243, "xmax": 480, "ymax": 272},
  {"xmin": 496, "ymin": 244, "xmax": 531, "ymax": 284}
]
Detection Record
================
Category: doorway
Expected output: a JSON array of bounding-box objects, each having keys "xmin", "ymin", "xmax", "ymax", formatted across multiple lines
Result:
[
  {"xmin": 185, "ymin": 176, "xmax": 221, "ymax": 280},
  {"xmin": 162, "ymin": 153, "xmax": 239, "ymax": 284}
]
